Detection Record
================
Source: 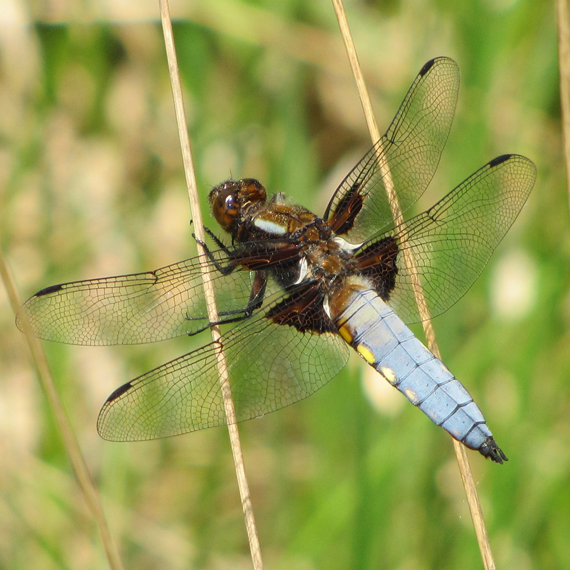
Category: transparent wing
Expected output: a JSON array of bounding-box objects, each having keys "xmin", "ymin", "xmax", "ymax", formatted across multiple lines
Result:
[
  {"xmin": 381, "ymin": 154, "xmax": 536, "ymax": 323},
  {"xmin": 97, "ymin": 287, "xmax": 350, "ymax": 441},
  {"xmin": 16, "ymin": 247, "xmax": 263, "ymax": 346},
  {"xmin": 324, "ymin": 57, "xmax": 459, "ymax": 241}
]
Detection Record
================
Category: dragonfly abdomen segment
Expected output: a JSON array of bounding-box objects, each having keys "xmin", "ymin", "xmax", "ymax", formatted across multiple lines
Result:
[{"xmin": 329, "ymin": 282, "xmax": 506, "ymax": 463}]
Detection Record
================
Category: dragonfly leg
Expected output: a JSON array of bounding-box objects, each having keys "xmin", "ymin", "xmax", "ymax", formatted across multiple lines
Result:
[
  {"xmin": 204, "ymin": 226, "xmax": 228, "ymax": 250},
  {"xmin": 192, "ymin": 231, "xmax": 237, "ymax": 276},
  {"xmin": 185, "ymin": 271, "xmax": 268, "ymax": 335}
]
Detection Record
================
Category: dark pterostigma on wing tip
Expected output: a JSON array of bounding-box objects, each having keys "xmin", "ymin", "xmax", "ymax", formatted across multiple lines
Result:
[
  {"xmin": 106, "ymin": 381, "xmax": 134, "ymax": 403},
  {"xmin": 35, "ymin": 283, "xmax": 64, "ymax": 297},
  {"xmin": 488, "ymin": 154, "xmax": 512, "ymax": 168},
  {"xmin": 419, "ymin": 58, "xmax": 437, "ymax": 76},
  {"xmin": 480, "ymin": 437, "xmax": 508, "ymax": 464}
]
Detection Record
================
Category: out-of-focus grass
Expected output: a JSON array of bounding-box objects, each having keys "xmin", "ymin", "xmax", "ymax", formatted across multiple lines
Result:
[{"xmin": 0, "ymin": 1, "xmax": 564, "ymax": 569}]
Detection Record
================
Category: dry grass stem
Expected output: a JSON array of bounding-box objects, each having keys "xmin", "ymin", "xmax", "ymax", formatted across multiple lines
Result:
[
  {"xmin": 557, "ymin": 0, "xmax": 570, "ymax": 214},
  {"xmin": 331, "ymin": 1, "xmax": 496, "ymax": 568},
  {"xmin": 0, "ymin": 253, "xmax": 124, "ymax": 570},
  {"xmin": 158, "ymin": 1, "xmax": 263, "ymax": 568}
]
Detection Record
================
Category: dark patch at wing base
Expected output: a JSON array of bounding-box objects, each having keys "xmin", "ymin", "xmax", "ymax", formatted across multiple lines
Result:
[
  {"xmin": 265, "ymin": 282, "xmax": 336, "ymax": 334},
  {"xmin": 355, "ymin": 237, "xmax": 399, "ymax": 301},
  {"xmin": 328, "ymin": 182, "xmax": 364, "ymax": 234}
]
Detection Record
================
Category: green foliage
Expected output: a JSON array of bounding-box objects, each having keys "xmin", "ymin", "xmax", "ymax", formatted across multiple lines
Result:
[{"xmin": 0, "ymin": 1, "xmax": 564, "ymax": 569}]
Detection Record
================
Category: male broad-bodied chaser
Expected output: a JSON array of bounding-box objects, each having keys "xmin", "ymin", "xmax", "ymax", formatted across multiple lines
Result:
[{"xmin": 17, "ymin": 58, "xmax": 536, "ymax": 463}]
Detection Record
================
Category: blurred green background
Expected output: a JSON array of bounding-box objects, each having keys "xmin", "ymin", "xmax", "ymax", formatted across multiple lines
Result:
[{"xmin": 0, "ymin": 0, "xmax": 566, "ymax": 569}]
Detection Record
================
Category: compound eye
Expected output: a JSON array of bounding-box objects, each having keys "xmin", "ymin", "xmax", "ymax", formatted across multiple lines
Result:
[
  {"xmin": 210, "ymin": 181, "xmax": 240, "ymax": 232},
  {"xmin": 223, "ymin": 193, "xmax": 236, "ymax": 212}
]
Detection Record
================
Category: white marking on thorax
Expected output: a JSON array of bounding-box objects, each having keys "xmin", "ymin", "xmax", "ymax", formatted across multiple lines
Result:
[
  {"xmin": 333, "ymin": 236, "xmax": 362, "ymax": 252},
  {"xmin": 323, "ymin": 296, "xmax": 332, "ymax": 319},
  {"xmin": 294, "ymin": 258, "xmax": 309, "ymax": 285},
  {"xmin": 253, "ymin": 218, "xmax": 288, "ymax": 235}
]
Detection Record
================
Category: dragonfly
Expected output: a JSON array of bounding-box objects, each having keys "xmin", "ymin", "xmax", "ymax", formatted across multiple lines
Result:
[{"xmin": 17, "ymin": 57, "xmax": 536, "ymax": 463}]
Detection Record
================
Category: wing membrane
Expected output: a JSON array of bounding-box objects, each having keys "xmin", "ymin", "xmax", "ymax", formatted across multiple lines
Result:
[
  {"xmin": 325, "ymin": 57, "xmax": 459, "ymax": 241},
  {"xmin": 97, "ymin": 286, "xmax": 349, "ymax": 440},
  {"xmin": 378, "ymin": 154, "xmax": 536, "ymax": 323},
  {"xmin": 16, "ymin": 247, "xmax": 258, "ymax": 346}
]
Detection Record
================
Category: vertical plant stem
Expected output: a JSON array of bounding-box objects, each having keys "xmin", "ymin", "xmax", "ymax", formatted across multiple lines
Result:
[
  {"xmin": 0, "ymin": 254, "xmax": 124, "ymax": 570},
  {"xmin": 557, "ymin": 0, "xmax": 570, "ymax": 215},
  {"xmin": 157, "ymin": 1, "xmax": 263, "ymax": 568},
  {"xmin": 331, "ymin": 1, "xmax": 496, "ymax": 569}
]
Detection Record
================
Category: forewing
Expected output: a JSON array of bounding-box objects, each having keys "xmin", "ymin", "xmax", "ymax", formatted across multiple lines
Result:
[
  {"xmin": 383, "ymin": 154, "xmax": 536, "ymax": 323},
  {"xmin": 325, "ymin": 57, "xmax": 459, "ymax": 241},
  {"xmin": 16, "ymin": 248, "xmax": 257, "ymax": 346},
  {"xmin": 97, "ymin": 287, "xmax": 349, "ymax": 440}
]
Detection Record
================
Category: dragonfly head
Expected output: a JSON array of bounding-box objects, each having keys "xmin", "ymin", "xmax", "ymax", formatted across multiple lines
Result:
[{"xmin": 209, "ymin": 178, "xmax": 267, "ymax": 233}]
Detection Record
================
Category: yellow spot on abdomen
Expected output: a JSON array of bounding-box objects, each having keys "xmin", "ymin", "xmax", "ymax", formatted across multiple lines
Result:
[
  {"xmin": 380, "ymin": 366, "xmax": 397, "ymax": 385},
  {"xmin": 357, "ymin": 344, "xmax": 376, "ymax": 364},
  {"xmin": 338, "ymin": 325, "xmax": 353, "ymax": 344},
  {"xmin": 404, "ymin": 387, "xmax": 419, "ymax": 404}
]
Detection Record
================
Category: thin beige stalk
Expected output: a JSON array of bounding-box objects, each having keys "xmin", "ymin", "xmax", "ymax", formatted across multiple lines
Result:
[
  {"xmin": 557, "ymin": 0, "xmax": 570, "ymax": 214},
  {"xmin": 331, "ymin": 1, "xmax": 496, "ymax": 569},
  {"xmin": 157, "ymin": 1, "xmax": 263, "ymax": 568},
  {"xmin": 0, "ymin": 253, "xmax": 124, "ymax": 570}
]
